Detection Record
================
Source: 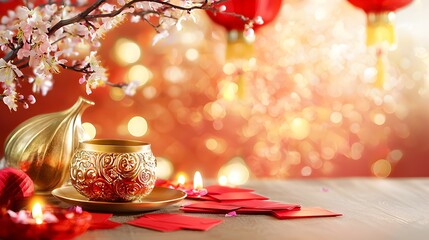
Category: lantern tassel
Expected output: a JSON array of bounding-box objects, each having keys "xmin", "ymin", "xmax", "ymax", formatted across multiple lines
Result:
[
  {"xmin": 375, "ymin": 48, "xmax": 385, "ymax": 89},
  {"xmin": 237, "ymin": 73, "xmax": 246, "ymax": 99},
  {"xmin": 366, "ymin": 11, "xmax": 396, "ymax": 48},
  {"xmin": 226, "ymin": 30, "xmax": 255, "ymax": 61}
]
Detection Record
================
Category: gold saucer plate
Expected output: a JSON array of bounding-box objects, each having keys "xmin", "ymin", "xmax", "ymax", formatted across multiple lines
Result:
[{"xmin": 51, "ymin": 186, "xmax": 186, "ymax": 213}]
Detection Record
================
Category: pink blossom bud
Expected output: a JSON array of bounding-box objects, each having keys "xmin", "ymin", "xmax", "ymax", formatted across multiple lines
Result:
[
  {"xmin": 218, "ymin": 5, "xmax": 226, "ymax": 12},
  {"xmin": 254, "ymin": 16, "xmax": 264, "ymax": 25},
  {"xmin": 27, "ymin": 95, "xmax": 36, "ymax": 104},
  {"xmin": 23, "ymin": 102, "xmax": 29, "ymax": 109},
  {"xmin": 79, "ymin": 76, "xmax": 86, "ymax": 84},
  {"xmin": 18, "ymin": 94, "xmax": 24, "ymax": 100},
  {"xmin": 244, "ymin": 28, "xmax": 255, "ymax": 38}
]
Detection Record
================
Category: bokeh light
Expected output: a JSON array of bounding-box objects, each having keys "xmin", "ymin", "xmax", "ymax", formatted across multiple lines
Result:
[
  {"xmin": 155, "ymin": 157, "xmax": 174, "ymax": 179},
  {"xmin": 127, "ymin": 65, "xmax": 152, "ymax": 85},
  {"xmin": 371, "ymin": 159, "xmax": 392, "ymax": 178},
  {"xmin": 73, "ymin": 0, "xmax": 429, "ymax": 179},
  {"xmin": 81, "ymin": 122, "xmax": 96, "ymax": 140},
  {"xmin": 218, "ymin": 157, "xmax": 250, "ymax": 185},
  {"xmin": 114, "ymin": 38, "xmax": 141, "ymax": 65},
  {"xmin": 218, "ymin": 175, "xmax": 228, "ymax": 186},
  {"xmin": 127, "ymin": 116, "xmax": 148, "ymax": 137}
]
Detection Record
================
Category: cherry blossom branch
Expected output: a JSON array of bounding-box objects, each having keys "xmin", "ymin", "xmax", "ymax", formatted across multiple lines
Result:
[
  {"xmin": 48, "ymin": 0, "xmax": 106, "ymax": 34},
  {"xmin": 0, "ymin": 0, "xmax": 250, "ymax": 111}
]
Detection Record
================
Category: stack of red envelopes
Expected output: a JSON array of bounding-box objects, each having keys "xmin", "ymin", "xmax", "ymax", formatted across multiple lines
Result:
[
  {"xmin": 181, "ymin": 185, "xmax": 342, "ymax": 219},
  {"xmin": 127, "ymin": 213, "xmax": 222, "ymax": 232}
]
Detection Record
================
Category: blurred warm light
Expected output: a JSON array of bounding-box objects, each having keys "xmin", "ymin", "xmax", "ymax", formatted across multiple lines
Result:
[
  {"xmin": 223, "ymin": 63, "xmax": 237, "ymax": 75},
  {"xmin": 218, "ymin": 175, "xmax": 228, "ymax": 186},
  {"xmin": 219, "ymin": 81, "xmax": 238, "ymax": 101},
  {"xmin": 330, "ymin": 112, "xmax": 343, "ymax": 124},
  {"xmin": 241, "ymin": 58, "xmax": 257, "ymax": 72},
  {"xmin": 117, "ymin": 123, "xmax": 128, "ymax": 136},
  {"xmin": 155, "ymin": 157, "xmax": 174, "ymax": 179},
  {"xmin": 109, "ymin": 87, "xmax": 125, "ymax": 101},
  {"xmin": 177, "ymin": 174, "xmax": 186, "ymax": 185},
  {"xmin": 301, "ymin": 166, "xmax": 312, "ymax": 177},
  {"xmin": 86, "ymin": 0, "xmax": 429, "ymax": 178},
  {"xmin": 193, "ymin": 171, "xmax": 203, "ymax": 190},
  {"xmin": 114, "ymin": 38, "xmax": 141, "ymax": 65},
  {"xmin": 141, "ymin": 86, "xmax": 157, "ymax": 99},
  {"xmin": 388, "ymin": 149, "xmax": 403, "ymax": 163},
  {"xmin": 218, "ymin": 157, "xmax": 250, "ymax": 186},
  {"xmin": 371, "ymin": 159, "xmax": 392, "ymax": 178},
  {"xmin": 185, "ymin": 48, "xmax": 199, "ymax": 61},
  {"xmin": 373, "ymin": 113, "xmax": 386, "ymax": 125},
  {"xmin": 205, "ymin": 137, "xmax": 227, "ymax": 154},
  {"xmin": 164, "ymin": 66, "xmax": 185, "ymax": 83},
  {"xmin": 128, "ymin": 116, "xmax": 148, "ymax": 137},
  {"xmin": 290, "ymin": 118, "xmax": 310, "ymax": 140},
  {"xmin": 32, "ymin": 202, "xmax": 43, "ymax": 225},
  {"xmin": 127, "ymin": 65, "xmax": 152, "ymax": 85},
  {"xmin": 205, "ymin": 138, "xmax": 218, "ymax": 151},
  {"xmin": 82, "ymin": 122, "xmax": 96, "ymax": 140},
  {"xmin": 175, "ymin": 172, "xmax": 189, "ymax": 183},
  {"xmin": 350, "ymin": 142, "xmax": 364, "ymax": 160}
]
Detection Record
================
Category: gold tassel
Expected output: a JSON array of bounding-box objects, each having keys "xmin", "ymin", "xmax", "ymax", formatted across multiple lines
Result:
[
  {"xmin": 226, "ymin": 30, "xmax": 255, "ymax": 61},
  {"xmin": 375, "ymin": 49, "xmax": 385, "ymax": 88},
  {"xmin": 237, "ymin": 73, "xmax": 246, "ymax": 99},
  {"xmin": 225, "ymin": 30, "xmax": 255, "ymax": 99},
  {"xmin": 366, "ymin": 11, "xmax": 396, "ymax": 48}
]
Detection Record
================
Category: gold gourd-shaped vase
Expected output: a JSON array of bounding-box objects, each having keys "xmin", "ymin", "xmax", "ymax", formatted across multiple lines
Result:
[{"xmin": 4, "ymin": 97, "xmax": 95, "ymax": 193}]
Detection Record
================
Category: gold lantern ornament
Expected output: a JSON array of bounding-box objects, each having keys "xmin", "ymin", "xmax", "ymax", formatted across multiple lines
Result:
[
  {"xmin": 348, "ymin": 0, "xmax": 413, "ymax": 88},
  {"xmin": 206, "ymin": 0, "xmax": 283, "ymax": 98},
  {"xmin": 4, "ymin": 97, "xmax": 94, "ymax": 193}
]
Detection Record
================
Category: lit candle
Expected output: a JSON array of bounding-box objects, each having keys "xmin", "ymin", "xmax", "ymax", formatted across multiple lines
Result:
[
  {"xmin": 193, "ymin": 171, "xmax": 203, "ymax": 190},
  {"xmin": 177, "ymin": 174, "xmax": 186, "ymax": 186},
  {"xmin": 185, "ymin": 171, "xmax": 207, "ymax": 197},
  {"xmin": 32, "ymin": 202, "xmax": 43, "ymax": 224}
]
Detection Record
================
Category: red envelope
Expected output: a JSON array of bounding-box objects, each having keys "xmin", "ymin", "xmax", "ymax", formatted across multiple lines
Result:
[
  {"xmin": 209, "ymin": 192, "xmax": 269, "ymax": 201},
  {"xmin": 180, "ymin": 207, "xmax": 224, "ymax": 214},
  {"xmin": 185, "ymin": 194, "xmax": 218, "ymax": 201},
  {"xmin": 272, "ymin": 207, "xmax": 342, "ymax": 219},
  {"xmin": 183, "ymin": 202, "xmax": 241, "ymax": 211},
  {"xmin": 129, "ymin": 214, "xmax": 223, "ymax": 231},
  {"xmin": 205, "ymin": 185, "xmax": 254, "ymax": 194},
  {"xmin": 236, "ymin": 208, "xmax": 274, "ymax": 214},
  {"xmin": 89, "ymin": 213, "xmax": 113, "ymax": 223},
  {"xmin": 88, "ymin": 213, "xmax": 122, "ymax": 230},
  {"xmin": 225, "ymin": 200, "xmax": 300, "ymax": 210},
  {"xmin": 144, "ymin": 213, "xmax": 222, "ymax": 225},
  {"xmin": 180, "ymin": 207, "xmax": 274, "ymax": 214},
  {"xmin": 127, "ymin": 218, "xmax": 181, "ymax": 232}
]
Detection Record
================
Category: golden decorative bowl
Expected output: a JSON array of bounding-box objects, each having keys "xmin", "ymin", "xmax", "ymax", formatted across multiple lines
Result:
[{"xmin": 70, "ymin": 139, "xmax": 157, "ymax": 202}]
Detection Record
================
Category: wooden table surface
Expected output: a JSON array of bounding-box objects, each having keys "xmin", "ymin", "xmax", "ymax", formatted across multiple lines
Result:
[{"xmin": 54, "ymin": 178, "xmax": 429, "ymax": 240}]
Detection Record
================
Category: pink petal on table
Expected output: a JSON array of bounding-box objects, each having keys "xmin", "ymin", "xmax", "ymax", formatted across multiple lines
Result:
[{"xmin": 225, "ymin": 211, "xmax": 237, "ymax": 217}]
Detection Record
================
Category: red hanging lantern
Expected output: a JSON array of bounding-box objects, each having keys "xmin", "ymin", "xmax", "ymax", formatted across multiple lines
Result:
[
  {"xmin": 0, "ymin": 0, "xmax": 24, "ymax": 17},
  {"xmin": 206, "ymin": 0, "xmax": 283, "ymax": 61},
  {"xmin": 206, "ymin": 0, "xmax": 282, "ymax": 97},
  {"xmin": 347, "ymin": 0, "xmax": 413, "ymax": 88},
  {"xmin": 348, "ymin": 0, "xmax": 413, "ymax": 48}
]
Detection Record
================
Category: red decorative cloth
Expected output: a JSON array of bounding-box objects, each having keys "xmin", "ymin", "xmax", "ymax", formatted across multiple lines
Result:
[{"xmin": 0, "ymin": 168, "xmax": 34, "ymax": 209}]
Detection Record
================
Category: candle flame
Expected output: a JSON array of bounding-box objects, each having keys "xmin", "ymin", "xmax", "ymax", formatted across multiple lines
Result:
[
  {"xmin": 193, "ymin": 171, "xmax": 203, "ymax": 190},
  {"xmin": 177, "ymin": 174, "xmax": 186, "ymax": 185},
  {"xmin": 32, "ymin": 203, "xmax": 43, "ymax": 224}
]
